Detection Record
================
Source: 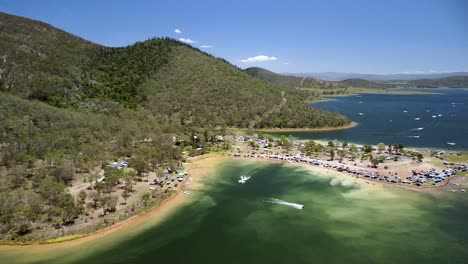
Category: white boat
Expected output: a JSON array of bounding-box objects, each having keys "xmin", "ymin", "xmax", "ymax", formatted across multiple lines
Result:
[
  {"xmin": 432, "ymin": 115, "xmax": 437, "ymax": 118},
  {"xmin": 438, "ymin": 114, "xmax": 443, "ymax": 117},
  {"xmin": 414, "ymin": 117, "xmax": 421, "ymax": 120},
  {"xmin": 403, "ymin": 110, "xmax": 408, "ymax": 113},
  {"xmin": 358, "ymin": 113, "xmax": 364, "ymax": 116},
  {"xmin": 447, "ymin": 142, "xmax": 456, "ymax": 146},
  {"xmin": 238, "ymin": 175, "xmax": 251, "ymax": 183}
]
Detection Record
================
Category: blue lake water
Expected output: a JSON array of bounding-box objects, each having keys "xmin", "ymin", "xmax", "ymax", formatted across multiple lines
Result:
[{"xmin": 279, "ymin": 89, "xmax": 468, "ymax": 149}]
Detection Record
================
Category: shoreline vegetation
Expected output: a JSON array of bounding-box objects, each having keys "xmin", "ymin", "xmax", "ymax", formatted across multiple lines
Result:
[
  {"xmin": 2, "ymin": 142, "xmax": 466, "ymax": 247},
  {"xmin": 0, "ymin": 155, "xmax": 223, "ymax": 247},
  {"xmin": 255, "ymin": 121, "xmax": 358, "ymax": 132}
]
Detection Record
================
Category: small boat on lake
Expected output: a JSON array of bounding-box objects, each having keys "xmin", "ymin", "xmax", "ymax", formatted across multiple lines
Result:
[
  {"xmin": 358, "ymin": 113, "xmax": 364, "ymax": 116},
  {"xmin": 414, "ymin": 117, "xmax": 421, "ymax": 120},
  {"xmin": 447, "ymin": 142, "xmax": 456, "ymax": 146},
  {"xmin": 239, "ymin": 175, "xmax": 251, "ymax": 183}
]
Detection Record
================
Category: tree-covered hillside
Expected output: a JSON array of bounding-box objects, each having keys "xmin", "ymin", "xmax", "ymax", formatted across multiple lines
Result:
[
  {"xmin": 244, "ymin": 67, "xmax": 346, "ymax": 90},
  {"xmin": 404, "ymin": 76, "xmax": 468, "ymax": 88},
  {"xmin": 338, "ymin": 78, "xmax": 390, "ymax": 89},
  {"xmin": 0, "ymin": 12, "xmax": 349, "ymax": 129},
  {"xmin": 0, "ymin": 12, "xmax": 350, "ymax": 241}
]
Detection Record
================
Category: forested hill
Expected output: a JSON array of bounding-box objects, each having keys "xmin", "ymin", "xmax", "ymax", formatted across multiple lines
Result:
[
  {"xmin": 0, "ymin": 12, "xmax": 349, "ymax": 129},
  {"xmin": 402, "ymin": 76, "xmax": 468, "ymax": 88},
  {"xmin": 338, "ymin": 78, "xmax": 390, "ymax": 89},
  {"xmin": 244, "ymin": 67, "xmax": 346, "ymax": 90}
]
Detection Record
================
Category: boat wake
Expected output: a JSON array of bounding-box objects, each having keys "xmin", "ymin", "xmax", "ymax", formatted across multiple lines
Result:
[
  {"xmin": 266, "ymin": 198, "xmax": 304, "ymax": 210},
  {"xmin": 411, "ymin": 127, "xmax": 424, "ymax": 131},
  {"xmin": 408, "ymin": 135, "xmax": 420, "ymax": 138}
]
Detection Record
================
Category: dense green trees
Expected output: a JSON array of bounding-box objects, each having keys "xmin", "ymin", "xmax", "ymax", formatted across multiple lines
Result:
[{"xmin": 0, "ymin": 12, "xmax": 353, "ymax": 241}]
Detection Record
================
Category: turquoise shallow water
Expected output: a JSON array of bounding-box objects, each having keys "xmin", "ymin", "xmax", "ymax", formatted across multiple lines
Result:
[
  {"xmin": 5, "ymin": 160, "xmax": 466, "ymax": 264},
  {"xmin": 273, "ymin": 89, "xmax": 468, "ymax": 149}
]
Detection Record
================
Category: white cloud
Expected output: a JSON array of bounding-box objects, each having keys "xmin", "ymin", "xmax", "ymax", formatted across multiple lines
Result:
[
  {"xmin": 179, "ymin": 38, "xmax": 196, "ymax": 44},
  {"xmin": 174, "ymin": 29, "xmax": 182, "ymax": 34},
  {"xmin": 241, "ymin": 55, "xmax": 278, "ymax": 63},
  {"xmin": 200, "ymin": 45, "xmax": 213, "ymax": 48}
]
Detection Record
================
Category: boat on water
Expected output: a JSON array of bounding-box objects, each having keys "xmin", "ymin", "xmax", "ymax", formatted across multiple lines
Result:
[
  {"xmin": 438, "ymin": 114, "xmax": 443, "ymax": 117},
  {"xmin": 358, "ymin": 113, "xmax": 364, "ymax": 116},
  {"xmin": 403, "ymin": 110, "xmax": 408, "ymax": 113},
  {"xmin": 447, "ymin": 142, "xmax": 456, "ymax": 146},
  {"xmin": 432, "ymin": 115, "xmax": 437, "ymax": 118},
  {"xmin": 414, "ymin": 117, "xmax": 421, "ymax": 120},
  {"xmin": 239, "ymin": 175, "xmax": 251, "ymax": 183}
]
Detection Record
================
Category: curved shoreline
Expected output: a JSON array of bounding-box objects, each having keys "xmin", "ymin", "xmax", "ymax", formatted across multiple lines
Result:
[
  {"xmin": 255, "ymin": 121, "xmax": 358, "ymax": 133},
  {"xmin": 0, "ymin": 154, "xmax": 461, "ymax": 248},
  {"xmin": 0, "ymin": 155, "xmax": 223, "ymax": 248},
  {"xmin": 0, "ymin": 190, "xmax": 184, "ymax": 248}
]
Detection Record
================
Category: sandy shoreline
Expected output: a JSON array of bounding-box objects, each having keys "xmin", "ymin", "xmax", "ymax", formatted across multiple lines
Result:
[
  {"xmin": 0, "ymin": 155, "xmax": 224, "ymax": 249},
  {"xmin": 0, "ymin": 153, "xmax": 461, "ymax": 248},
  {"xmin": 255, "ymin": 121, "xmax": 358, "ymax": 133}
]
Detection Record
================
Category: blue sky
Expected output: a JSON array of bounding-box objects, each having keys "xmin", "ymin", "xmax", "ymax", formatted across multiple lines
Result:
[{"xmin": 1, "ymin": 0, "xmax": 467, "ymax": 74}]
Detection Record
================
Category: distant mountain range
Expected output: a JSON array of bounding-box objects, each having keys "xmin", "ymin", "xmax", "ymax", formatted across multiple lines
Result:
[
  {"xmin": 249, "ymin": 67, "xmax": 468, "ymax": 89},
  {"xmin": 287, "ymin": 72, "xmax": 468, "ymax": 82}
]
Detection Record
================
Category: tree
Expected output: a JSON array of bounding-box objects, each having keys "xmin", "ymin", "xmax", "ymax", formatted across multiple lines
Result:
[
  {"xmin": 78, "ymin": 190, "xmax": 87, "ymax": 211},
  {"xmin": 416, "ymin": 153, "xmax": 423, "ymax": 161},
  {"xmin": 304, "ymin": 140, "xmax": 317, "ymax": 156},
  {"xmin": 398, "ymin": 144, "xmax": 405, "ymax": 151},
  {"xmin": 100, "ymin": 195, "xmax": 110, "ymax": 215},
  {"xmin": 371, "ymin": 158, "xmax": 380, "ymax": 168},
  {"xmin": 349, "ymin": 144, "xmax": 358, "ymax": 153},
  {"xmin": 59, "ymin": 193, "xmax": 79, "ymax": 224},
  {"xmin": 131, "ymin": 158, "xmax": 147, "ymax": 176},
  {"xmin": 89, "ymin": 190, "xmax": 101, "ymax": 209},
  {"xmin": 342, "ymin": 142, "xmax": 348, "ymax": 149},
  {"xmin": 364, "ymin": 145, "xmax": 373, "ymax": 154},
  {"xmin": 37, "ymin": 177, "xmax": 66, "ymax": 206},
  {"xmin": 141, "ymin": 192, "xmax": 150, "ymax": 207},
  {"xmin": 328, "ymin": 141, "xmax": 335, "ymax": 148},
  {"xmin": 122, "ymin": 188, "xmax": 131, "ymax": 204},
  {"xmin": 107, "ymin": 196, "xmax": 118, "ymax": 213},
  {"xmin": 377, "ymin": 143, "xmax": 386, "ymax": 154}
]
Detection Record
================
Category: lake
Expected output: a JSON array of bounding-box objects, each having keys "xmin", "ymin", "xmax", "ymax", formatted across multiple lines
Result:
[
  {"xmin": 2, "ymin": 159, "xmax": 467, "ymax": 264},
  {"xmin": 274, "ymin": 89, "xmax": 468, "ymax": 149}
]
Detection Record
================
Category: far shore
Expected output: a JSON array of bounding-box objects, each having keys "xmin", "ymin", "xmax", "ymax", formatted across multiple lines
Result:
[{"xmin": 255, "ymin": 121, "xmax": 358, "ymax": 133}]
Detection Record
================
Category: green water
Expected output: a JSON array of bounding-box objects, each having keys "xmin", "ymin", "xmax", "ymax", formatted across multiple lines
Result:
[{"xmin": 2, "ymin": 160, "xmax": 467, "ymax": 264}]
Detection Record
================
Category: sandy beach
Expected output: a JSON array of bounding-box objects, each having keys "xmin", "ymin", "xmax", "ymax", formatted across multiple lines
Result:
[
  {"xmin": 1, "ymin": 153, "xmax": 462, "ymax": 250},
  {"xmin": 255, "ymin": 121, "xmax": 358, "ymax": 133},
  {"xmin": 0, "ymin": 155, "xmax": 225, "ymax": 249}
]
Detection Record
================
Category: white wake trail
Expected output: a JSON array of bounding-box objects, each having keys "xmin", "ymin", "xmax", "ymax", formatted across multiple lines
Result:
[{"xmin": 267, "ymin": 198, "xmax": 304, "ymax": 210}]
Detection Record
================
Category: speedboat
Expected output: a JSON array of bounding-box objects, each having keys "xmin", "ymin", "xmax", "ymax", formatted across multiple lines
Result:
[{"xmin": 239, "ymin": 175, "xmax": 251, "ymax": 183}]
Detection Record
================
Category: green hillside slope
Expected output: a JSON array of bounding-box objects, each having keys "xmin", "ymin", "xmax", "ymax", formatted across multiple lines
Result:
[
  {"xmin": 244, "ymin": 67, "xmax": 345, "ymax": 89},
  {"xmin": 405, "ymin": 76, "xmax": 468, "ymax": 88},
  {"xmin": 0, "ymin": 12, "xmax": 349, "ymax": 129}
]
